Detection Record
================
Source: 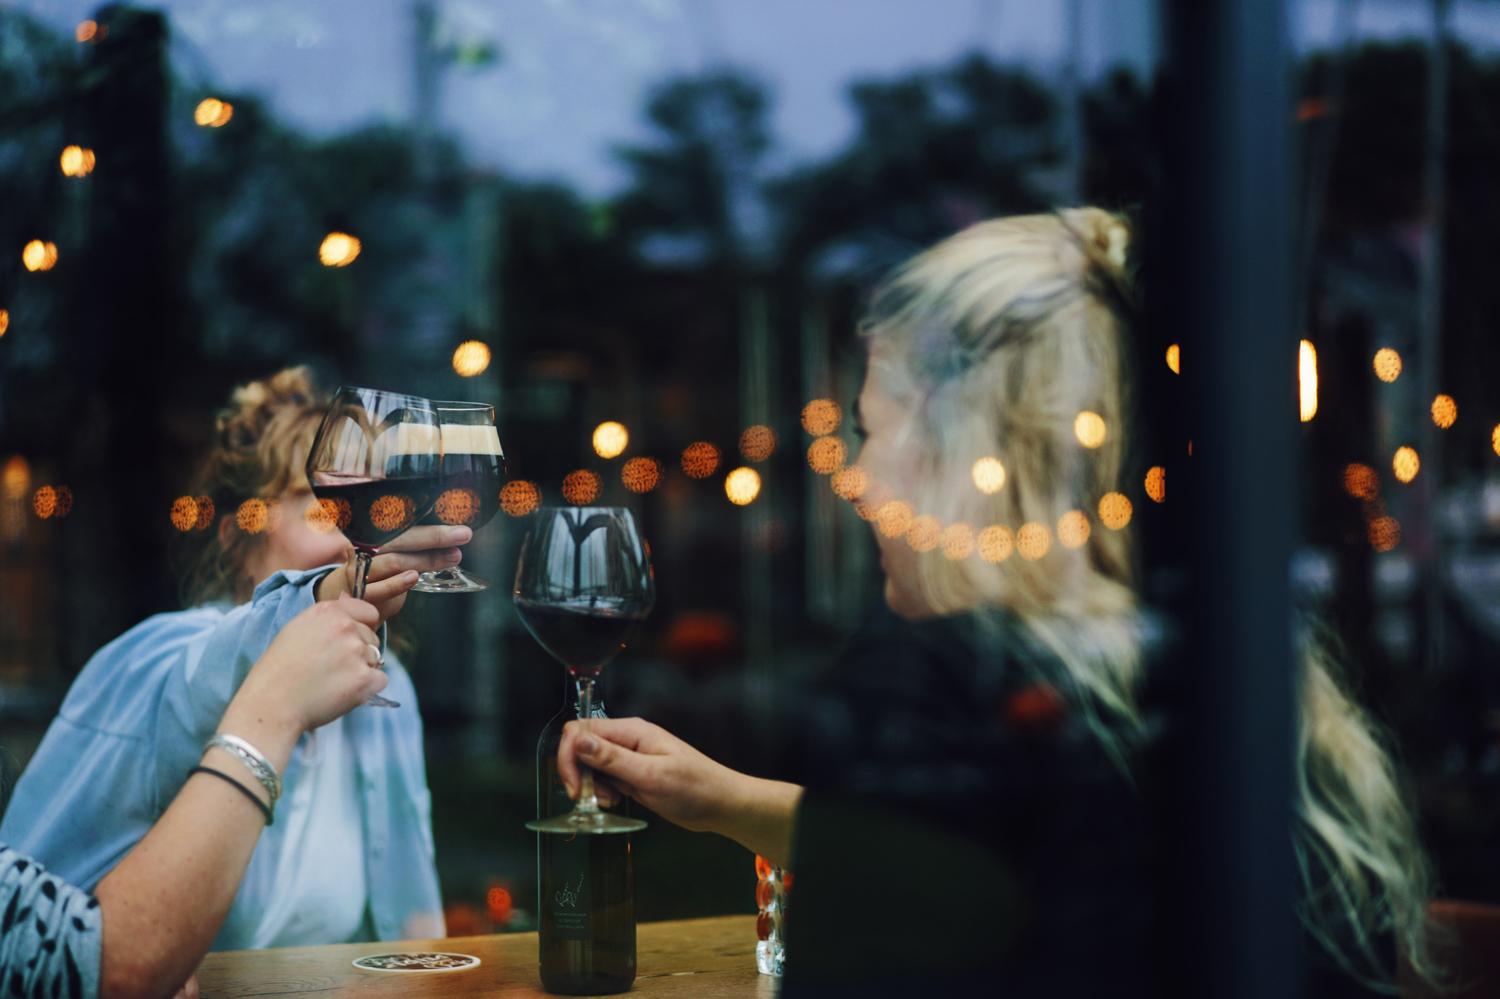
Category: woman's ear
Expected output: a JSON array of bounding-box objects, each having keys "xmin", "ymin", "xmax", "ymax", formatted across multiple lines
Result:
[{"xmin": 216, "ymin": 513, "xmax": 236, "ymax": 550}]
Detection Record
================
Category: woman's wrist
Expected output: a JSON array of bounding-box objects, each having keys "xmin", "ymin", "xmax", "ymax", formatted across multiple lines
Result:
[
  {"xmin": 216, "ymin": 691, "xmax": 301, "ymax": 774},
  {"xmin": 723, "ymin": 773, "xmax": 803, "ymax": 868}
]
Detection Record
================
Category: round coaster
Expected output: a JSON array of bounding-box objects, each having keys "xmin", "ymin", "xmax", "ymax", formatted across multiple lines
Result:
[{"xmin": 352, "ymin": 952, "xmax": 482, "ymax": 973}]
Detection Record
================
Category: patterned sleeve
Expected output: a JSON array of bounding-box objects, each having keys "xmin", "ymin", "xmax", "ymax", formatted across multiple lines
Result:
[{"xmin": 0, "ymin": 845, "xmax": 101, "ymax": 999}]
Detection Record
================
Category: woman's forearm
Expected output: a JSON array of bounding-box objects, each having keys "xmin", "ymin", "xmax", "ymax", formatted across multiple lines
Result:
[
  {"xmin": 721, "ymin": 776, "xmax": 804, "ymax": 869},
  {"xmin": 94, "ymin": 701, "xmax": 298, "ymax": 999}
]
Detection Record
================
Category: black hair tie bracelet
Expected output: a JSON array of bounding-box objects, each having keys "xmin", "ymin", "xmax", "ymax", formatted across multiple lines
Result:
[{"xmin": 190, "ymin": 765, "xmax": 274, "ymax": 826}]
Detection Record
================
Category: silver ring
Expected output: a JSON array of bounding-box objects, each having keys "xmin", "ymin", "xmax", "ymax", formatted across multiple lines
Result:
[{"xmin": 366, "ymin": 643, "xmax": 383, "ymax": 667}]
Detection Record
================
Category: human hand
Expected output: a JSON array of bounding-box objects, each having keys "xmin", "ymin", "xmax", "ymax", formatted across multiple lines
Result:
[
  {"xmin": 317, "ymin": 525, "xmax": 473, "ymax": 619},
  {"xmin": 171, "ymin": 974, "xmax": 200, "ymax": 999},
  {"xmin": 229, "ymin": 595, "xmax": 388, "ymax": 738}
]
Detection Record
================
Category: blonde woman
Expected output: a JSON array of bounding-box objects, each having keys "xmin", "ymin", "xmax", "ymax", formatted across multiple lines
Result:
[
  {"xmin": 556, "ymin": 212, "xmax": 1434, "ymax": 995},
  {"xmin": 2, "ymin": 368, "xmax": 471, "ymax": 949}
]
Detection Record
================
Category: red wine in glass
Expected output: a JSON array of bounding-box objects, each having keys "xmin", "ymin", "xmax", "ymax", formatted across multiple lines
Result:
[{"xmin": 412, "ymin": 403, "xmax": 505, "ymax": 592}]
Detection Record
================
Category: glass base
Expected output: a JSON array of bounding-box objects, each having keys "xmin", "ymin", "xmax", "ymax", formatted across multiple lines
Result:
[
  {"xmin": 527, "ymin": 810, "xmax": 646, "ymax": 835},
  {"xmin": 412, "ymin": 568, "xmax": 489, "ymax": 593},
  {"xmin": 364, "ymin": 693, "xmax": 401, "ymax": 708}
]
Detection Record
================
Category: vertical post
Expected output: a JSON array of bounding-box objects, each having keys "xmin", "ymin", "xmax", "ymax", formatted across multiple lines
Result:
[
  {"xmin": 741, "ymin": 284, "xmax": 774, "ymax": 690},
  {"xmin": 1160, "ymin": 0, "xmax": 1300, "ymax": 996}
]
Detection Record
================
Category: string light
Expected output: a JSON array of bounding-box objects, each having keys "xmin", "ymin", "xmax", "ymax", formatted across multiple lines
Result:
[
  {"xmin": 1073, "ymin": 411, "xmax": 1107, "ymax": 449},
  {"xmin": 941, "ymin": 523, "xmax": 975, "ymax": 560},
  {"xmin": 170, "ymin": 496, "xmax": 198, "ymax": 532},
  {"xmin": 1492, "ymin": 424, "xmax": 1500, "ymax": 459},
  {"xmin": 831, "ymin": 465, "xmax": 868, "ymax": 501},
  {"xmin": 1298, "ymin": 339, "xmax": 1318, "ymax": 422},
  {"xmin": 906, "ymin": 515, "xmax": 940, "ymax": 553},
  {"xmin": 738, "ymin": 425, "xmax": 776, "ymax": 462},
  {"xmin": 807, "ymin": 436, "xmax": 846, "ymax": 474},
  {"xmin": 192, "ymin": 495, "xmax": 214, "ymax": 531},
  {"xmin": 75, "ymin": 20, "xmax": 97, "ymax": 42},
  {"xmin": 451, "ymin": 340, "xmax": 491, "ymax": 377},
  {"xmin": 1, "ymin": 457, "xmax": 29, "ymax": 500},
  {"xmin": 1166, "ymin": 344, "xmax": 1181, "ymax": 375},
  {"xmin": 194, "ymin": 98, "xmax": 234, "ymax": 128},
  {"xmin": 1431, "ymin": 394, "xmax": 1457, "ymax": 430},
  {"xmin": 236, "ymin": 498, "xmax": 268, "ymax": 534},
  {"xmin": 500, "ymin": 480, "xmax": 540, "ymax": 517},
  {"xmin": 561, "ymin": 470, "xmax": 600, "ymax": 506},
  {"xmin": 318, "ymin": 232, "xmax": 361, "ymax": 267},
  {"xmin": 725, "ymin": 467, "xmax": 761, "ymax": 506},
  {"xmin": 1342, "ymin": 463, "xmax": 1378, "ymax": 500},
  {"xmin": 592, "ymin": 422, "xmax": 629, "ymax": 459},
  {"xmin": 1392, "ymin": 447, "xmax": 1419, "ymax": 484},
  {"xmin": 681, "ymin": 442, "xmax": 720, "ymax": 479},
  {"xmin": 1017, "ymin": 522, "xmax": 1052, "ymax": 560},
  {"xmin": 22, "ymin": 240, "xmax": 58, "ymax": 272},
  {"xmin": 434, "ymin": 488, "xmax": 481, "ymax": 526},
  {"xmin": 369, "ymin": 494, "xmax": 415, "ymax": 533},
  {"xmin": 978, "ymin": 525, "xmax": 1014, "ymax": 563},
  {"xmin": 801, "ymin": 399, "xmax": 841, "ymax": 436},
  {"xmin": 1373, "ymin": 347, "xmax": 1402, "ymax": 383},
  {"xmin": 1145, "ymin": 466, "xmax": 1166, "ymax": 503},
  {"xmin": 875, "ymin": 500, "xmax": 914, "ymax": 539},
  {"xmin": 1098, "ymin": 492, "xmax": 1133, "ymax": 530},
  {"xmin": 1057, "ymin": 510, "xmax": 1091, "ymax": 549},
  {"xmin": 621, "ymin": 457, "xmax": 661, "ymax": 494},
  {"xmin": 1369, "ymin": 515, "xmax": 1400, "ymax": 553},
  {"xmin": 59, "ymin": 146, "xmax": 96, "ymax": 178},
  {"xmin": 0, "ymin": 309, "xmax": 8, "ymax": 338},
  {"xmin": 971, "ymin": 457, "xmax": 1006, "ymax": 495}
]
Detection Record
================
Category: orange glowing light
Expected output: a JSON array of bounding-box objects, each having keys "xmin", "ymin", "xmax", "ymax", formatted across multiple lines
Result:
[
  {"xmin": 831, "ymin": 465, "xmax": 869, "ymax": 501},
  {"xmin": 451, "ymin": 340, "xmax": 491, "ymax": 378},
  {"xmin": 1342, "ymin": 463, "xmax": 1378, "ymax": 500},
  {"xmin": 51, "ymin": 486, "xmax": 73, "ymax": 519},
  {"xmin": 22, "ymin": 240, "xmax": 58, "ymax": 272},
  {"xmin": 942, "ymin": 522, "xmax": 975, "ymax": 560},
  {"xmin": 621, "ymin": 457, "xmax": 661, "ymax": 494},
  {"xmin": 592, "ymin": 421, "xmax": 629, "ymax": 459},
  {"xmin": 1166, "ymin": 344, "xmax": 1181, "ymax": 375},
  {"xmin": 1431, "ymin": 394, "xmax": 1457, "ymax": 430},
  {"xmin": 1073, "ymin": 411, "xmax": 1107, "ymax": 449},
  {"xmin": 852, "ymin": 500, "xmax": 877, "ymax": 521},
  {"xmin": 562, "ymin": 470, "xmax": 600, "ymax": 506},
  {"xmin": 1493, "ymin": 424, "xmax": 1500, "ymax": 458},
  {"xmin": 978, "ymin": 525, "xmax": 1014, "ymax": 563},
  {"xmin": 1, "ymin": 457, "xmax": 29, "ymax": 500},
  {"xmin": 0, "ymin": 309, "xmax": 8, "ymax": 337},
  {"xmin": 738, "ymin": 425, "xmax": 776, "ymax": 462},
  {"xmin": 318, "ymin": 231, "xmax": 361, "ymax": 268},
  {"xmin": 971, "ymin": 457, "xmax": 1006, "ymax": 495},
  {"xmin": 756, "ymin": 854, "xmax": 774, "ymax": 881},
  {"xmin": 486, "ymin": 885, "xmax": 513, "ymax": 926},
  {"xmin": 802, "ymin": 400, "xmax": 841, "ymax": 437},
  {"xmin": 1393, "ymin": 447, "xmax": 1419, "ymax": 484},
  {"xmin": 875, "ymin": 500, "xmax": 914, "ymax": 539},
  {"xmin": 1098, "ymin": 492, "xmax": 1133, "ymax": 530},
  {"xmin": 1145, "ymin": 466, "xmax": 1166, "ymax": 504},
  {"xmin": 32, "ymin": 486, "xmax": 58, "ymax": 520},
  {"xmin": 75, "ymin": 20, "xmax": 97, "ymax": 42},
  {"xmin": 1299, "ymin": 339, "xmax": 1318, "ymax": 422},
  {"xmin": 1369, "ymin": 515, "xmax": 1400, "ymax": 553},
  {"xmin": 905, "ymin": 515, "xmax": 940, "ymax": 552},
  {"xmin": 369, "ymin": 494, "xmax": 415, "ymax": 532},
  {"xmin": 434, "ymin": 488, "xmax": 481, "ymax": 526},
  {"xmin": 1373, "ymin": 348, "xmax": 1402, "ymax": 383},
  {"xmin": 500, "ymin": 480, "xmax": 540, "ymax": 517},
  {"xmin": 194, "ymin": 98, "xmax": 234, "ymax": 128},
  {"xmin": 193, "ymin": 495, "xmax": 214, "ymax": 531},
  {"xmin": 170, "ymin": 496, "xmax": 198, "ymax": 532},
  {"xmin": 807, "ymin": 436, "xmax": 846, "ymax": 474},
  {"xmin": 681, "ymin": 442, "xmax": 721, "ymax": 479},
  {"xmin": 1017, "ymin": 522, "xmax": 1052, "ymax": 560},
  {"xmin": 725, "ymin": 467, "xmax": 761, "ymax": 506},
  {"xmin": 59, "ymin": 146, "xmax": 96, "ymax": 178},
  {"xmin": 305, "ymin": 497, "xmax": 348, "ymax": 534},
  {"xmin": 1057, "ymin": 511, "xmax": 1091, "ymax": 549}
]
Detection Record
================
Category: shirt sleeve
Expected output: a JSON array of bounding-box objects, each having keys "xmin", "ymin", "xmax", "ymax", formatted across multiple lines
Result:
[{"xmin": 0, "ymin": 846, "xmax": 101, "ymax": 999}]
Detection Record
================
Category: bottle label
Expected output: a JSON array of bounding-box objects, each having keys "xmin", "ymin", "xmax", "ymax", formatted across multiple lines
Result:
[{"xmin": 551, "ymin": 866, "xmax": 589, "ymax": 939}]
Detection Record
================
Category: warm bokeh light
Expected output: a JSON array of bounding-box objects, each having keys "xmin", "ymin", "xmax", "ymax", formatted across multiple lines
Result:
[
  {"xmin": 806, "ymin": 436, "xmax": 847, "ymax": 474},
  {"xmin": 22, "ymin": 240, "xmax": 58, "ymax": 272},
  {"xmin": 1098, "ymin": 492, "xmax": 1133, "ymax": 530},
  {"xmin": 621, "ymin": 457, "xmax": 661, "ymax": 494},
  {"xmin": 801, "ymin": 399, "xmax": 841, "ymax": 437},
  {"xmin": 561, "ymin": 470, "xmax": 600, "ymax": 506},
  {"xmin": 1373, "ymin": 347, "xmax": 1402, "ymax": 383},
  {"xmin": 32, "ymin": 486, "xmax": 58, "ymax": 520},
  {"xmin": 905, "ymin": 515, "xmax": 940, "ymax": 552},
  {"xmin": 486, "ymin": 885, "xmax": 513, "ymax": 926},
  {"xmin": 434, "ymin": 488, "xmax": 481, "ymax": 526},
  {"xmin": 830, "ymin": 465, "xmax": 869, "ymax": 501},
  {"xmin": 1392, "ymin": 446, "xmax": 1420, "ymax": 484},
  {"xmin": 1017, "ymin": 522, "xmax": 1052, "ymax": 560},
  {"xmin": 500, "ymin": 480, "xmax": 540, "ymax": 517},
  {"xmin": 305, "ymin": 497, "xmax": 349, "ymax": 534},
  {"xmin": 318, "ymin": 231, "xmax": 361, "ymax": 268},
  {"xmin": 1057, "ymin": 510, "xmax": 1091, "ymax": 549},
  {"xmin": 51, "ymin": 486, "xmax": 73, "ymax": 519},
  {"xmin": 1, "ymin": 456, "xmax": 29, "ymax": 500},
  {"xmin": 875, "ymin": 500, "xmax": 914, "ymax": 539},
  {"xmin": 1298, "ymin": 339, "xmax": 1318, "ymax": 422},
  {"xmin": 681, "ymin": 442, "xmax": 721, "ymax": 479},
  {"xmin": 738, "ymin": 425, "xmax": 776, "ymax": 462},
  {"xmin": 1166, "ymin": 343, "xmax": 1181, "ymax": 375},
  {"xmin": 0, "ymin": 309, "xmax": 8, "ymax": 338},
  {"xmin": 75, "ymin": 20, "xmax": 97, "ymax": 42},
  {"xmin": 1342, "ymin": 463, "xmax": 1378, "ymax": 500},
  {"xmin": 235, "ymin": 498, "xmax": 267, "ymax": 535},
  {"xmin": 194, "ymin": 98, "xmax": 234, "ymax": 128},
  {"xmin": 193, "ymin": 495, "xmax": 214, "ymax": 531},
  {"xmin": 1493, "ymin": 424, "xmax": 1500, "ymax": 459},
  {"xmin": 1073, "ymin": 411, "xmax": 1107, "ymax": 449},
  {"xmin": 451, "ymin": 340, "xmax": 491, "ymax": 377},
  {"xmin": 971, "ymin": 457, "xmax": 1006, "ymax": 495},
  {"xmin": 724, "ymin": 467, "xmax": 761, "ymax": 506},
  {"xmin": 1431, "ymin": 394, "xmax": 1457, "ymax": 430},
  {"xmin": 592, "ymin": 421, "xmax": 629, "ymax": 459},
  {"xmin": 1145, "ymin": 466, "xmax": 1166, "ymax": 503},
  {"xmin": 978, "ymin": 525, "xmax": 1014, "ymax": 563},
  {"xmin": 1369, "ymin": 515, "xmax": 1400, "ymax": 553},
  {"xmin": 942, "ymin": 522, "xmax": 975, "ymax": 560},
  {"xmin": 369, "ymin": 494, "xmax": 415, "ymax": 532},
  {"xmin": 169, "ymin": 496, "xmax": 198, "ymax": 532},
  {"xmin": 59, "ymin": 145, "xmax": 96, "ymax": 178}
]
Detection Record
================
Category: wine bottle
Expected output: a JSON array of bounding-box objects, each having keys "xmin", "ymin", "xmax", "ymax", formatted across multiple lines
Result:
[{"xmin": 536, "ymin": 677, "xmax": 636, "ymax": 994}]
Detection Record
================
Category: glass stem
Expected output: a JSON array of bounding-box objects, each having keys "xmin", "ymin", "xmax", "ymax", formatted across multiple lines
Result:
[
  {"xmin": 351, "ymin": 549, "xmax": 388, "ymax": 658},
  {"xmin": 574, "ymin": 673, "xmax": 601, "ymax": 816}
]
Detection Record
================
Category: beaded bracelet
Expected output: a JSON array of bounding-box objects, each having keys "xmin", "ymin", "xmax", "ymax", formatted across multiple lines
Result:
[{"xmin": 190, "ymin": 766, "xmax": 274, "ymax": 826}]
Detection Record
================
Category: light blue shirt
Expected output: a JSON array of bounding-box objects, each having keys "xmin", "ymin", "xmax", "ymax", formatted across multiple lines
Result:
[{"xmin": 0, "ymin": 567, "xmax": 444, "ymax": 949}]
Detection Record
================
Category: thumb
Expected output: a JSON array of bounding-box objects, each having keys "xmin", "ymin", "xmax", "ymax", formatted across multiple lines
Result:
[{"xmin": 335, "ymin": 592, "xmax": 380, "ymax": 628}]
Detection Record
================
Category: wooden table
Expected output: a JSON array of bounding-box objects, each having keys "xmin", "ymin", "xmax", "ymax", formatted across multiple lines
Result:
[{"xmin": 199, "ymin": 915, "xmax": 776, "ymax": 998}]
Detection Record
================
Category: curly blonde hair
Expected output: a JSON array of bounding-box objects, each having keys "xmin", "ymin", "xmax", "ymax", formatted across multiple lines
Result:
[
  {"xmin": 862, "ymin": 209, "xmax": 1435, "ymax": 988},
  {"xmin": 179, "ymin": 367, "xmax": 329, "ymax": 605}
]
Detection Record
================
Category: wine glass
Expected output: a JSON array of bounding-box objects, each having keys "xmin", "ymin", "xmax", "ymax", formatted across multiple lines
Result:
[
  {"xmin": 516, "ymin": 506, "xmax": 654, "ymax": 835},
  {"xmin": 411, "ymin": 401, "xmax": 505, "ymax": 593},
  {"xmin": 305, "ymin": 386, "xmax": 444, "ymax": 708}
]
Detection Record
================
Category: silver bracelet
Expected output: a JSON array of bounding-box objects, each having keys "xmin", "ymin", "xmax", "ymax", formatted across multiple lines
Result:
[{"xmin": 205, "ymin": 734, "xmax": 281, "ymax": 807}]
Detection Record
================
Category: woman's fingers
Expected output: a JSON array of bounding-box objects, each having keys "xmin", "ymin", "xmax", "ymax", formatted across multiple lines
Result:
[
  {"xmin": 367, "ymin": 548, "xmax": 463, "ymax": 580},
  {"xmin": 377, "ymin": 525, "xmax": 472, "ymax": 553},
  {"xmin": 360, "ymin": 569, "xmax": 418, "ymax": 607}
]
